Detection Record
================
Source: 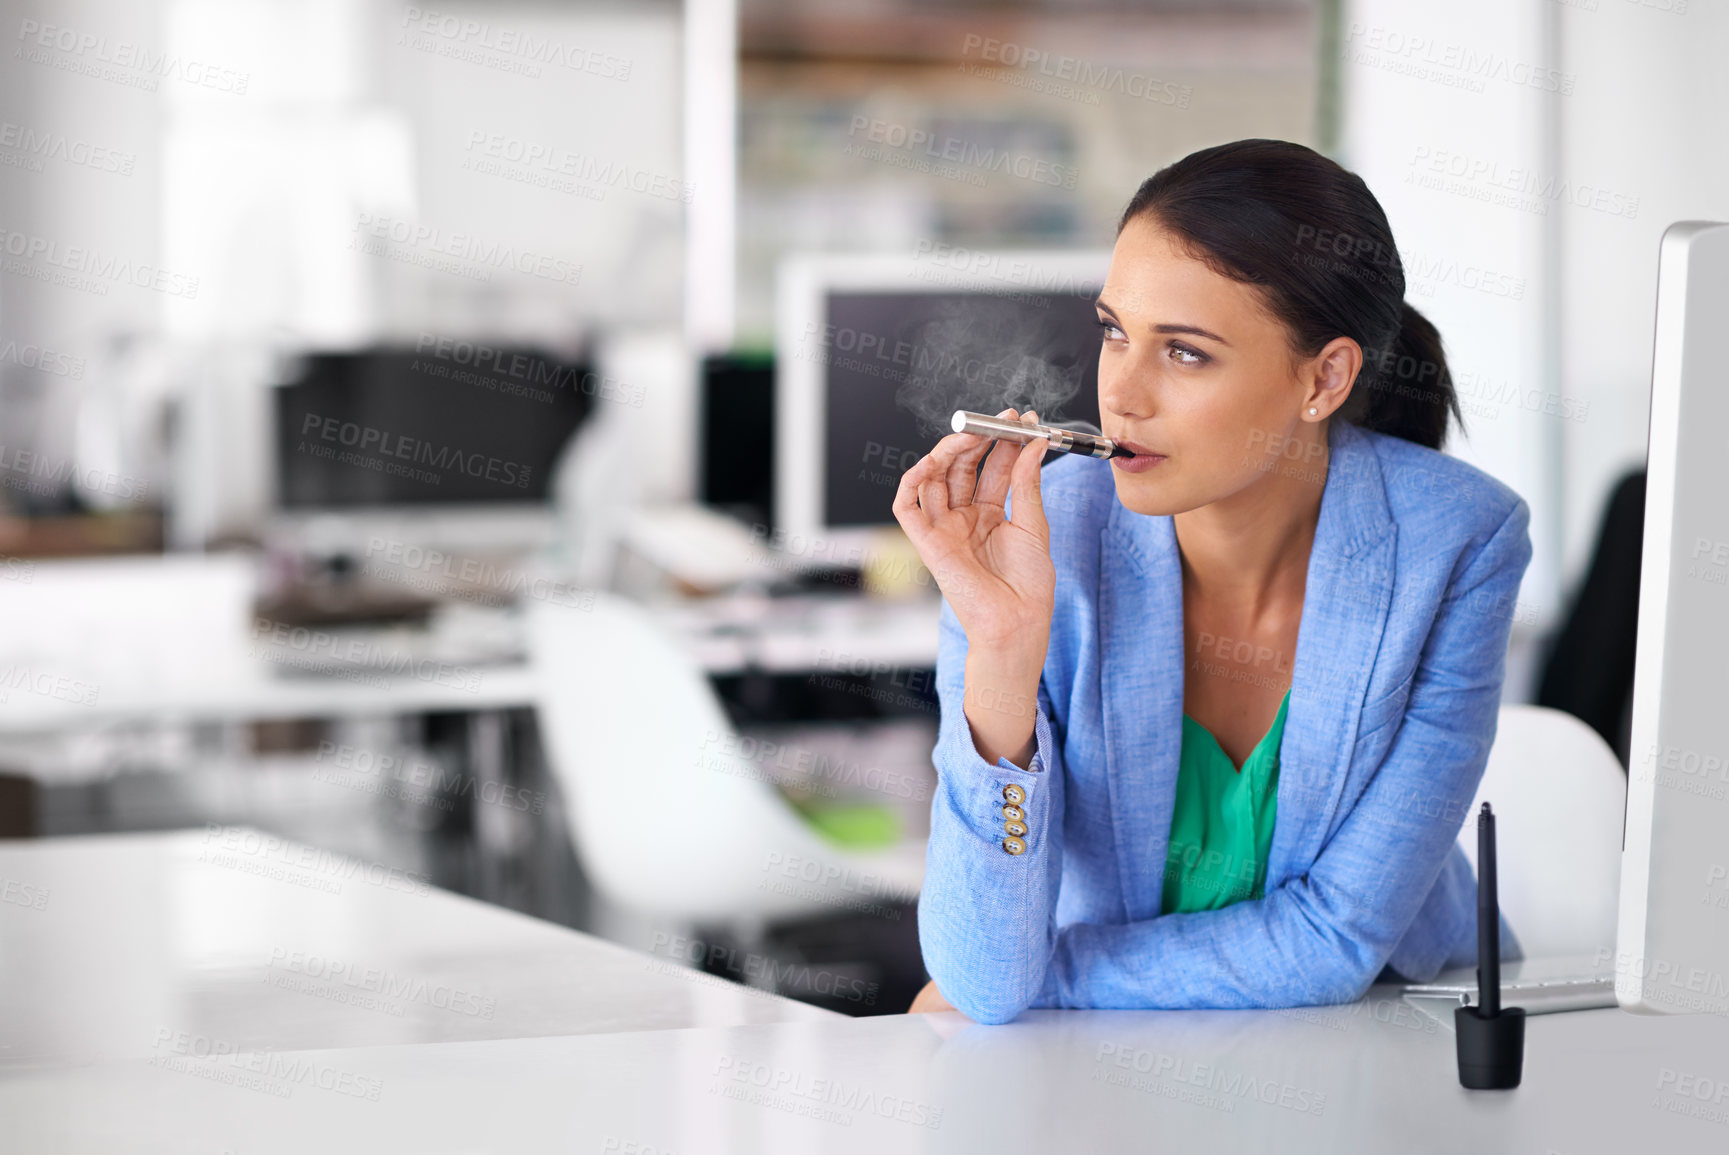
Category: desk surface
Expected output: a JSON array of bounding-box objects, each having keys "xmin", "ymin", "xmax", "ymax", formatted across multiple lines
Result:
[
  {"xmin": 8, "ymin": 833, "xmax": 1729, "ymax": 1152},
  {"xmin": 0, "ymin": 592, "xmax": 940, "ymax": 734},
  {"xmin": 0, "ymin": 830, "xmax": 832, "ymax": 1072},
  {"xmin": 5, "ymin": 990, "xmax": 1729, "ymax": 1152},
  {"xmin": 0, "ymin": 659, "xmax": 545, "ymax": 732}
]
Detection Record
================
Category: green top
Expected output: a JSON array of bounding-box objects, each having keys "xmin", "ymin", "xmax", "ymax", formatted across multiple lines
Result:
[{"xmin": 1160, "ymin": 689, "xmax": 1291, "ymax": 916}]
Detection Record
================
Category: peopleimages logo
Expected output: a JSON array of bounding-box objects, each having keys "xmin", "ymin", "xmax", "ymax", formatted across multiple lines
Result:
[
  {"xmin": 297, "ymin": 412, "xmax": 532, "ymax": 489},
  {"xmin": 398, "ymin": 7, "xmax": 632, "ymax": 81},
  {"xmin": 0, "ymin": 662, "xmax": 99, "ymax": 707},
  {"xmin": 314, "ymin": 738, "xmax": 547, "ymax": 814},
  {"xmin": 1343, "ymin": 23, "xmax": 1574, "ymax": 95},
  {"xmin": 0, "ymin": 443, "xmax": 148, "ymax": 502},
  {"xmin": 1094, "ymin": 1042, "xmax": 1327, "ymax": 1116},
  {"xmin": 0, "ymin": 119, "xmax": 135, "ymax": 175},
  {"xmin": 150, "ymin": 1029, "xmax": 383, "ymax": 1101},
  {"xmin": 350, "ymin": 213, "xmax": 584, "ymax": 285},
  {"xmin": 200, "ymin": 824, "xmax": 432, "ymax": 896},
  {"xmin": 845, "ymin": 116, "xmax": 1079, "ymax": 190},
  {"xmin": 712, "ymin": 1055, "xmax": 942, "ymax": 1129},
  {"xmin": 462, "ymin": 131, "xmax": 692, "ymax": 203},
  {"xmin": 0, "ymin": 226, "xmax": 200, "ymax": 297},
  {"xmin": 0, "ymin": 337, "xmax": 85, "ymax": 378},
  {"xmin": 959, "ymin": 34, "xmax": 1192, "ymax": 108},
  {"xmin": 265, "ymin": 946, "xmax": 497, "ymax": 1019},
  {"xmin": 412, "ymin": 334, "xmax": 646, "ymax": 407},
  {"xmin": 14, "ymin": 18, "xmax": 250, "ymax": 94},
  {"xmin": 0, "ymin": 876, "xmax": 50, "ymax": 911},
  {"xmin": 651, "ymin": 932, "xmax": 881, "ymax": 1006},
  {"xmin": 1405, "ymin": 146, "xmax": 1639, "ymax": 220}
]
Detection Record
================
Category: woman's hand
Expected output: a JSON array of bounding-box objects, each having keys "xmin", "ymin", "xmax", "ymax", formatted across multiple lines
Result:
[
  {"xmin": 907, "ymin": 979, "xmax": 963, "ymax": 1015},
  {"xmin": 893, "ymin": 408, "xmax": 1056, "ymax": 768},
  {"xmin": 891, "ymin": 408, "xmax": 1055, "ymax": 656}
]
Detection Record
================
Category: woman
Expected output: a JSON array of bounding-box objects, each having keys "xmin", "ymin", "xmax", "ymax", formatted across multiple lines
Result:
[{"xmin": 894, "ymin": 139, "xmax": 1531, "ymax": 1024}]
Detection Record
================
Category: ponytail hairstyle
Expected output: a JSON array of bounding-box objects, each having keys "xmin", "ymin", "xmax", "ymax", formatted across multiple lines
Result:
[{"xmin": 1117, "ymin": 139, "xmax": 1462, "ymax": 451}]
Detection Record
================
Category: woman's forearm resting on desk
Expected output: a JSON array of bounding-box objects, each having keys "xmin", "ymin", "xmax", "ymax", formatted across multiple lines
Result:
[{"xmin": 917, "ymin": 603, "xmax": 1067, "ymax": 1025}]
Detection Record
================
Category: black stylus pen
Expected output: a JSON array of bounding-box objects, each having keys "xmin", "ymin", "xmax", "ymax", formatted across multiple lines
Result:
[
  {"xmin": 1456, "ymin": 799, "xmax": 1521, "ymax": 1089},
  {"xmin": 1477, "ymin": 802, "xmax": 1499, "ymax": 1016}
]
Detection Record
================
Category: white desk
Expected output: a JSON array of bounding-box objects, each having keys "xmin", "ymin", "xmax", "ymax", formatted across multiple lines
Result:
[
  {"xmin": 7, "ymin": 831, "xmax": 1729, "ymax": 1151},
  {"xmin": 5, "ymin": 988, "xmax": 1729, "ymax": 1152},
  {"xmin": 0, "ymin": 661, "xmax": 545, "ymax": 734},
  {"xmin": 0, "ymin": 830, "xmax": 833, "ymax": 1072},
  {"xmin": 658, "ymin": 592, "xmax": 941, "ymax": 676},
  {"xmin": 0, "ymin": 589, "xmax": 938, "ymax": 736}
]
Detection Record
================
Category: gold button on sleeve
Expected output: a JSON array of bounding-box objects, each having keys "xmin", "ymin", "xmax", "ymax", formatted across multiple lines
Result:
[
  {"xmin": 1002, "ymin": 783, "xmax": 1026, "ymax": 806},
  {"xmin": 1001, "ymin": 804, "xmax": 1024, "ymax": 824},
  {"xmin": 1004, "ymin": 820, "xmax": 1028, "ymax": 838},
  {"xmin": 1001, "ymin": 836, "xmax": 1026, "ymax": 856}
]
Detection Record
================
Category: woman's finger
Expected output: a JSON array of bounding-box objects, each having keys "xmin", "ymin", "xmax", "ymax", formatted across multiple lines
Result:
[
  {"xmin": 917, "ymin": 468, "xmax": 953, "ymax": 523},
  {"xmin": 892, "ymin": 450, "xmax": 938, "ymax": 534},
  {"xmin": 915, "ymin": 420, "xmax": 1001, "ymax": 525},
  {"xmin": 944, "ymin": 408, "xmax": 1012, "ymax": 508},
  {"xmin": 1006, "ymin": 416, "xmax": 1050, "ymax": 543},
  {"xmin": 967, "ymin": 408, "xmax": 1021, "ymax": 510}
]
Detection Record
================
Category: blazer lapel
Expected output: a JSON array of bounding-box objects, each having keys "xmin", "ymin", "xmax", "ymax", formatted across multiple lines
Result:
[
  {"xmin": 1265, "ymin": 421, "xmax": 1397, "ymax": 887},
  {"xmin": 1098, "ymin": 503, "xmax": 1186, "ymax": 922},
  {"xmin": 1096, "ymin": 421, "xmax": 1396, "ymax": 922}
]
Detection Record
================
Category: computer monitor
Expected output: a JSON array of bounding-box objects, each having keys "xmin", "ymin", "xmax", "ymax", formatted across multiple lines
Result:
[
  {"xmin": 275, "ymin": 347, "xmax": 592, "ymax": 508},
  {"xmin": 699, "ymin": 352, "xmax": 776, "ymax": 532},
  {"xmin": 271, "ymin": 346, "xmax": 592, "ymax": 550},
  {"xmin": 1617, "ymin": 220, "xmax": 1729, "ymax": 1015},
  {"xmin": 775, "ymin": 250, "xmax": 1112, "ymax": 560}
]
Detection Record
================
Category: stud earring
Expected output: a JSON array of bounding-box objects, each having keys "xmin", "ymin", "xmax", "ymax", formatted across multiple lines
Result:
[{"xmin": 1308, "ymin": 407, "xmax": 1318, "ymax": 416}]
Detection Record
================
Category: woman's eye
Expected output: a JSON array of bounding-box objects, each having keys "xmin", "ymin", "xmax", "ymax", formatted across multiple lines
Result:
[
  {"xmin": 1169, "ymin": 343, "xmax": 1206, "ymax": 365},
  {"xmin": 1096, "ymin": 319, "xmax": 1125, "ymax": 343}
]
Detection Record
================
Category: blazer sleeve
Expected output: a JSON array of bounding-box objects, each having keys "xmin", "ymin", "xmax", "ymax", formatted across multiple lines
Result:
[
  {"xmin": 1037, "ymin": 499, "xmax": 1533, "ymax": 1011},
  {"xmin": 917, "ymin": 597, "xmax": 1066, "ymax": 1024}
]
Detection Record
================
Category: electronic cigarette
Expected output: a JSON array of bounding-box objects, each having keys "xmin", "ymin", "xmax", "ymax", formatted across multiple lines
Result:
[{"xmin": 949, "ymin": 410, "xmax": 1132, "ymax": 460}]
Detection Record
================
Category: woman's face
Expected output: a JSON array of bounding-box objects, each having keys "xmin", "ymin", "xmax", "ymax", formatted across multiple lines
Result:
[{"xmin": 1097, "ymin": 214, "xmax": 1341, "ymax": 517}]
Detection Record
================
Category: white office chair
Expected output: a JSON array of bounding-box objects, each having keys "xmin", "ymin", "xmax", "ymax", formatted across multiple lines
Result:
[
  {"xmin": 1460, "ymin": 704, "xmax": 1626, "ymax": 959},
  {"xmin": 526, "ymin": 591, "xmax": 925, "ymax": 927}
]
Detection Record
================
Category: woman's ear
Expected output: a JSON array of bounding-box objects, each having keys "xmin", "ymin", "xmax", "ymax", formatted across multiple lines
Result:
[{"xmin": 1303, "ymin": 336, "xmax": 1362, "ymax": 421}]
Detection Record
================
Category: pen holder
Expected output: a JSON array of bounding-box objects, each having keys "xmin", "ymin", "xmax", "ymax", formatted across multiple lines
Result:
[{"xmin": 1454, "ymin": 1004, "xmax": 1525, "ymax": 1089}]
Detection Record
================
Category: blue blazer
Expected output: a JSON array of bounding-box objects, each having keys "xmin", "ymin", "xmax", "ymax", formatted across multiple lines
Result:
[{"xmin": 919, "ymin": 419, "xmax": 1533, "ymax": 1024}]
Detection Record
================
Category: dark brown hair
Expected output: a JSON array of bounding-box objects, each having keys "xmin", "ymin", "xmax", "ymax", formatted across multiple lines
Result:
[{"xmin": 1118, "ymin": 138, "xmax": 1462, "ymax": 450}]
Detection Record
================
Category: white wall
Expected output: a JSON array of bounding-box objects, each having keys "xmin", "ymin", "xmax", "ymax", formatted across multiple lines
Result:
[
  {"xmin": 0, "ymin": 0, "xmax": 687, "ymax": 541},
  {"xmin": 1556, "ymin": 0, "xmax": 1729, "ymax": 585},
  {"xmin": 376, "ymin": 0, "xmax": 685, "ymax": 343},
  {"xmin": 1339, "ymin": 0, "xmax": 1561, "ymax": 620},
  {"xmin": 155, "ymin": 0, "xmax": 684, "ymax": 347},
  {"xmin": 1344, "ymin": 0, "xmax": 1729, "ymax": 617},
  {"xmin": 0, "ymin": 0, "xmax": 169, "ymax": 509}
]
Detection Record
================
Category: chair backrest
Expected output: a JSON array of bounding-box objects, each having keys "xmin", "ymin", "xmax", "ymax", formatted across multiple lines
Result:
[
  {"xmin": 1461, "ymin": 704, "xmax": 1626, "ymax": 959},
  {"xmin": 526, "ymin": 591, "xmax": 869, "ymax": 922}
]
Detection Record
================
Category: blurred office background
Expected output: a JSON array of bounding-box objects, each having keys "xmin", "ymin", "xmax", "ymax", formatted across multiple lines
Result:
[{"xmin": 0, "ymin": 0, "xmax": 1722, "ymax": 1013}]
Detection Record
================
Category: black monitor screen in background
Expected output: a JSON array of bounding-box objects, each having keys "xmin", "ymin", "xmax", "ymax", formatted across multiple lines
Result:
[
  {"xmin": 699, "ymin": 353, "xmax": 776, "ymax": 531},
  {"xmin": 822, "ymin": 291, "xmax": 1103, "ymax": 528},
  {"xmin": 275, "ymin": 348, "xmax": 593, "ymax": 508}
]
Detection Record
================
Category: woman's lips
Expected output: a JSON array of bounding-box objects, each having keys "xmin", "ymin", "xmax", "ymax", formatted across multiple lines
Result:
[{"xmin": 1110, "ymin": 437, "xmax": 1167, "ymax": 474}]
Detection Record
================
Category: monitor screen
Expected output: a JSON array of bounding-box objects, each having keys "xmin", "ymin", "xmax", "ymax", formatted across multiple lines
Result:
[
  {"xmin": 274, "ymin": 348, "xmax": 592, "ymax": 508},
  {"xmin": 820, "ymin": 290, "xmax": 1103, "ymax": 528},
  {"xmin": 700, "ymin": 352, "xmax": 776, "ymax": 531}
]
